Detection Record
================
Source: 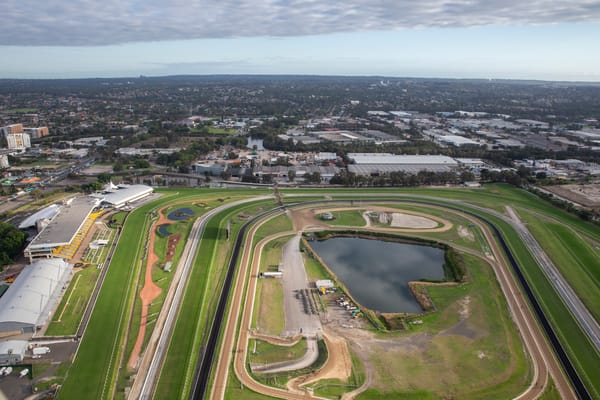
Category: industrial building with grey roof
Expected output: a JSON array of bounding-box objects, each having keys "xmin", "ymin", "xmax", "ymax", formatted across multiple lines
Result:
[{"xmin": 347, "ymin": 153, "xmax": 459, "ymax": 175}]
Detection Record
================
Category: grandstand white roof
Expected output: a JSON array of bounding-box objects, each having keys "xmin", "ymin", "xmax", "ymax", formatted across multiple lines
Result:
[
  {"xmin": 27, "ymin": 197, "xmax": 99, "ymax": 250},
  {"xmin": 99, "ymin": 184, "xmax": 153, "ymax": 207},
  {"xmin": 18, "ymin": 204, "xmax": 60, "ymax": 229},
  {"xmin": 348, "ymin": 153, "xmax": 458, "ymax": 166},
  {"xmin": 0, "ymin": 259, "xmax": 72, "ymax": 333}
]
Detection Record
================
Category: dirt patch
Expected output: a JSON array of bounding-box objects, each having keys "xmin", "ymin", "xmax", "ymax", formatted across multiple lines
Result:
[
  {"xmin": 287, "ymin": 331, "xmax": 352, "ymax": 391},
  {"xmin": 389, "ymin": 213, "xmax": 438, "ymax": 229},
  {"xmin": 457, "ymin": 225, "xmax": 475, "ymax": 242},
  {"xmin": 543, "ymin": 184, "xmax": 600, "ymax": 209},
  {"xmin": 289, "ymin": 208, "xmax": 330, "ymax": 232},
  {"xmin": 165, "ymin": 233, "xmax": 182, "ymax": 262}
]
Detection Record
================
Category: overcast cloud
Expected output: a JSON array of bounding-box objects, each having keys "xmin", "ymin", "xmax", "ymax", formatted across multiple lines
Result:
[{"xmin": 1, "ymin": 0, "xmax": 599, "ymax": 46}]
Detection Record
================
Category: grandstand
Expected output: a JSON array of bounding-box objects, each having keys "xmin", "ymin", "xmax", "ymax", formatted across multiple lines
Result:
[{"xmin": 24, "ymin": 197, "xmax": 100, "ymax": 262}]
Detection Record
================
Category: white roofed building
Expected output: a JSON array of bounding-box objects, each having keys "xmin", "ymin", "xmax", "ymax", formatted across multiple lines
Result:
[
  {"xmin": 0, "ymin": 259, "xmax": 72, "ymax": 335},
  {"xmin": 96, "ymin": 184, "xmax": 153, "ymax": 208},
  {"xmin": 347, "ymin": 153, "xmax": 459, "ymax": 175}
]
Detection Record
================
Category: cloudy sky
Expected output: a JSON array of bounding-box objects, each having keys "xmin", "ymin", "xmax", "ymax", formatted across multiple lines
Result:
[{"xmin": 1, "ymin": 0, "xmax": 600, "ymax": 80}]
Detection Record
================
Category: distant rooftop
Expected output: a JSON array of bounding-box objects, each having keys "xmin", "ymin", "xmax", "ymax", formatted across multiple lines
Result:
[{"xmin": 348, "ymin": 153, "xmax": 458, "ymax": 165}]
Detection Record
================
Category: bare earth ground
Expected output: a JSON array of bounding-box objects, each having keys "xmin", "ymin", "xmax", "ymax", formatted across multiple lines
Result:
[
  {"xmin": 289, "ymin": 206, "xmax": 451, "ymax": 232},
  {"xmin": 543, "ymin": 184, "xmax": 600, "ymax": 209},
  {"xmin": 287, "ymin": 330, "xmax": 352, "ymax": 392},
  {"xmin": 127, "ymin": 208, "xmax": 167, "ymax": 369},
  {"xmin": 80, "ymin": 165, "xmax": 114, "ymax": 174}
]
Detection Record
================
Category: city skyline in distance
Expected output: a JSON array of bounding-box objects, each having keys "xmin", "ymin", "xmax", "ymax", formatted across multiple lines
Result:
[{"xmin": 1, "ymin": 0, "xmax": 600, "ymax": 81}]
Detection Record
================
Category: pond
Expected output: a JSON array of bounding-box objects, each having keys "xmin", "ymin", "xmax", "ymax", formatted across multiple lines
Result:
[
  {"xmin": 157, "ymin": 224, "xmax": 172, "ymax": 236},
  {"xmin": 167, "ymin": 207, "xmax": 195, "ymax": 221},
  {"xmin": 309, "ymin": 237, "xmax": 445, "ymax": 313}
]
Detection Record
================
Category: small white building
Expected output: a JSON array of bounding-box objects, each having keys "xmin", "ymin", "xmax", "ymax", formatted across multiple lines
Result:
[
  {"xmin": 0, "ymin": 340, "xmax": 28, "ymax": 365},
  {"xmin": 315, "ymin": 279, "xmax": 334, "ymax": 289}
]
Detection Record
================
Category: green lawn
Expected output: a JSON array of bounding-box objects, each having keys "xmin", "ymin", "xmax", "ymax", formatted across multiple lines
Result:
[
  {"xmin": 326, "ymin": 210, "xmax": 367, "ymax": 227},
  {"xmin": 248, "ymin": 339, "xmax": 307, "ymax": 365},
  {"xmin": 519, "ymin": 210, "xmax": 600, "ymax": 321},
  {"xmin": 154, "ymin": 199, "xmax": 277, "ymax": 399},
  {"xmin": 252, "ymin": 237, "xmax": 289, "ymax": 335},
  {"xmin": 357, "ymin": 252, "xmax": 530, "ymax": 399},
  {"xmin": 46, "ymin": 266, "xmax": 100, "ymax": 336}
]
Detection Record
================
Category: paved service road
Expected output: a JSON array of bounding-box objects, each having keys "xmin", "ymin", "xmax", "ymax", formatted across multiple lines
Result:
[{"xmin": 281, "ymin": 234, "xmax": 322, "ymax": 337}]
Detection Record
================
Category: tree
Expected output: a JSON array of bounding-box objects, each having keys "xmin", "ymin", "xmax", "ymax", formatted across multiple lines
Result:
[
  {"xmin": 288, "ymin": 170, "xmax": 296, "ymax": 182},
  {"xmin": 0, "ymin": 223, "xmax": 27, "ymax": 268},
  {"xmin": 98, "ymin": 172, "xmax": 112, "ymax": 183}
]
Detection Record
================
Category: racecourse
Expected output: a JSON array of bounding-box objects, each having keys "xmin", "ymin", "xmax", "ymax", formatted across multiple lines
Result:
[{"xmin": 55, "ymin": 185, "xmax": 598, "ymax": 400}]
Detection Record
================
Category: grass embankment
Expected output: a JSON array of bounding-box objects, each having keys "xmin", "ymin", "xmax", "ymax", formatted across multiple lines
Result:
[
  {"xmin": 154, "ymin": 199, "xmax": 277, "ymax": 399},
  {"xmin": 248, "ymin": 339, "xmax": 307, "ymax": 365},
  {"xmin": 519, "ymin": 210, "xmax": 600, "ymax": 321}
]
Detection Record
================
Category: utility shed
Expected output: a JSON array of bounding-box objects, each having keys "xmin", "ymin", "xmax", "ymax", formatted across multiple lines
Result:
[
  {"xmin": 315, "ymin": 279, "xmax": 334, "ymax": 289},
  {"xmin": 0, "ymin": 259, "xmax": 72, "ymax": 334},
  {"xmin": 0, "ymin": 340, "xmax": 28, "ymax": 365}
]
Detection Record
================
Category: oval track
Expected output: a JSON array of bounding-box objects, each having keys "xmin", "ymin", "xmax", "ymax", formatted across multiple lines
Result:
[{"xmin": 190, "ymin": 198, "xmax": 590, "ymax": 400}]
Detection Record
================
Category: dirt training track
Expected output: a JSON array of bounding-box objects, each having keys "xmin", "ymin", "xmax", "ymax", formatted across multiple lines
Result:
[
  {"xmin": 209, "ymin": 198, "xmax": 577, "ymax": 400},
  {"xmin": 127, "ymin": 209, "xmax": 167, "ymax": 369}
]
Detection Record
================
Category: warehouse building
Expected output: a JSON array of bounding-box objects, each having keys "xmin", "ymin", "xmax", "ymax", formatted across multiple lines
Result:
[
  {"xmin": 347, "ymin": 153, "xmax": 458, "ymax": 175},
  {"xmin": 0, "ymin": 259, "xmax": 72, "ymax": 335}
]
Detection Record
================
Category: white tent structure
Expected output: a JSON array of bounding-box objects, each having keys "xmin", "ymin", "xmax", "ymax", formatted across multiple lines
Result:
[{"xmin": 0, "ymin": 259, "xmax": 72, "ymax": 334}]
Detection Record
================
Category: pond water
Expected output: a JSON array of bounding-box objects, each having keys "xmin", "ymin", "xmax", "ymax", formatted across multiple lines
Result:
[
  {"xmin": 309, "ymin": 237, "xmax": 445, "ymax": 313},
  {"xmin": 167, "ymin": 208, "xmax": 194, "ymax": 221},
  {"xmin": 157, "ymin": 224, "xmax": 172, "ymax": 236}
]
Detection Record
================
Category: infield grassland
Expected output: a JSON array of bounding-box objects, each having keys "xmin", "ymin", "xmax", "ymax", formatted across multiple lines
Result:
[
  {"xmin": 325, "ymin": 209, "xmax": 367, "ymax": 227},
  {"xmin": 248, "ymin": 338, "xmax": 307, "ymax": 365},
  {"xmin": 252, "ymin": 237, "xmax": 289, "ymax": 335},
  {"xmin": 357, "ymin": 252, "xmax": 530, "ymax": 399}
]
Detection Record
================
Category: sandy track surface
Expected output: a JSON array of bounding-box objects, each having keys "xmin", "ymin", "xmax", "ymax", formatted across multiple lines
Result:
[
  {"xmin": 290, "ymin": 205, "xmax": 453, "ymax": 232},
  {"xmin": 287, "ymin": 330, "xmax": 352, "ymax": 390},
  {"xmin": 127, "ymin": 208, "xmax": 167, "ymax": 369}
]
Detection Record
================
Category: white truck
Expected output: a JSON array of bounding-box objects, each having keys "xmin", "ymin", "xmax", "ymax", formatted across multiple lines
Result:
[{"xmin": 32, "ymin": 346, "xmax": 51, "ymax": 356}]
